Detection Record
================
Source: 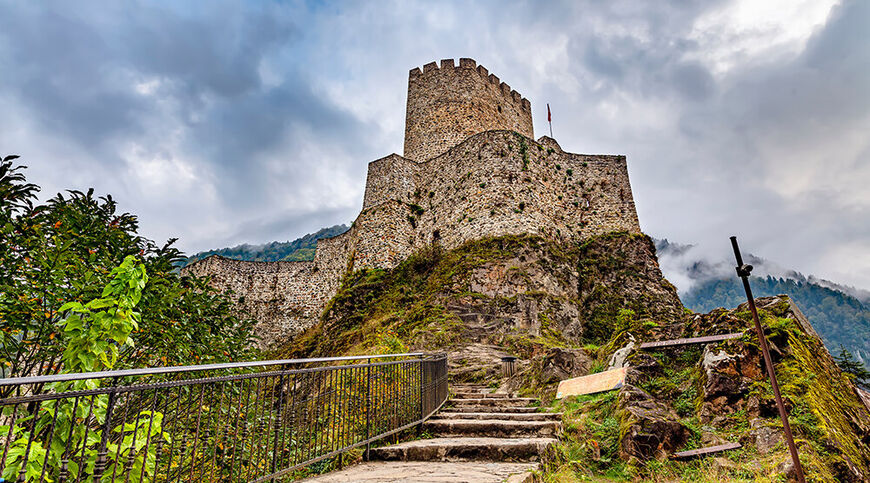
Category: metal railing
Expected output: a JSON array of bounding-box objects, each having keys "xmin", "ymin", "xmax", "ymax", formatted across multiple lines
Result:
[{"xmin": 0, "ymin": 352, "xmax": 449, "ymax": 482}]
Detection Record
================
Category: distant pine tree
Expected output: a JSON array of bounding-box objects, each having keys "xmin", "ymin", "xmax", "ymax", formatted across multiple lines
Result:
[{"xmin": 834, "ymin": 345, "xmax": 870, "ymax": 387}]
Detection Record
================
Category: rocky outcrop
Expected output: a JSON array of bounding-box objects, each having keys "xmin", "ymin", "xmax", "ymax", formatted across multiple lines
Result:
[
  {"xmin": 540, "ymin": 348, "xmax": 592, "ymax": 384},
  {"xmin": 616, "ymin": 384, "xmax": 689, "ymax": 461}
]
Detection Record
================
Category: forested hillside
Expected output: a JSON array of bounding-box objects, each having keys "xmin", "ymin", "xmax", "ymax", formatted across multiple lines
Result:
[
  {"xmin": 656, "ymin": 239, "xmax": 870, "ymax": 366},
  {"xmin": 183, "ymin": 224, "xmax": 349, "ymax": 266}
]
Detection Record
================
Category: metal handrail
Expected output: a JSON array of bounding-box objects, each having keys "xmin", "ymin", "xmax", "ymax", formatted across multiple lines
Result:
[
  {"xmin": 0, "ymin": 352, "xmax": 449, "ymax": 482},
  {"xmin": 0, "ymin": 352, "xmax": 427, "ymax": 385}
]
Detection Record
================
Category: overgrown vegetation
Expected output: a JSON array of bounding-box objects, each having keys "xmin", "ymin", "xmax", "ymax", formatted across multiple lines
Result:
[{"xmin": 0, "ymin": 158, "xmax": 256, "ymax": 379}]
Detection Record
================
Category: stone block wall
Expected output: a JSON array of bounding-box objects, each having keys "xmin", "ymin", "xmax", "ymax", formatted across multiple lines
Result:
[
  {"xmin": 184, "ymin": 131, "xmax": 640, "ymax": 348},
  {"xmin": 403, "ymin": 58, "xmax": 533, "ymax": 161},
  {"xmin": 181, "ymin": 256, "xmax": 332, "ymax": 346}
]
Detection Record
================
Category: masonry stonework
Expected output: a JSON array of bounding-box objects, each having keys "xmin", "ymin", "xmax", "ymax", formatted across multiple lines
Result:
[
  {"xmin": 403, "ymin": 58, "xmax": 533, "ymax": 162},
  {"xmin": 183, "ymin": 59, "xmax": 641, "ymax": 348}
]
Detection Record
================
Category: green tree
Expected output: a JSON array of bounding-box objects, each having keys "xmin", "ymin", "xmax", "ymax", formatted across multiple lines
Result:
[
  {"xmin": 0, "ymin": 157, "xmax": 256, "ymax": 382},
  {"xmin": 834, "ymin": 345, "xmax": 870, "ymax": 387},
  {"xmin": 2, "ymin": 256, "xmax": 169, "ymax": 481}
]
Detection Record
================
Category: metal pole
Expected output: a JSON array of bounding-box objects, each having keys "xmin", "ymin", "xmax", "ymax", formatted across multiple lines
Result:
[
  {"xmin": 730, "ymin": 236, "xmax": 806, "ymax": 482},
  {"xmin": 364, "ymin": 359, "xmax": 371, "ymax": 461}
]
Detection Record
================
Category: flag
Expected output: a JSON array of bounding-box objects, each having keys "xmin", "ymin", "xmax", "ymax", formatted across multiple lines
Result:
[{"xmin": 547, "ymin": 103, "xmax": 552, "ymax": 122}]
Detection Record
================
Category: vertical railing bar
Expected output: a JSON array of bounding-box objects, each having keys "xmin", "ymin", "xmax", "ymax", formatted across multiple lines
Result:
[
  {"xmin": 258, "ymin": 374, "xmax": 277, "ymax": 477},
  {"xmin": 122, "ymin": 392, "xmax": 145, "ymax": 483},
  {"xmin": 335, "ymin": 366, "xmax": 344, "ymax": 467},
  {"xmin": 287, "ymin": 372, "xmax": 297, "ymax": 470},
  {"xmin": 110, "ymin": 391, "xmax": 133, "ymax": 482},
  {"xmin": 160, "ymin": 380, "xmax": 186, "ymax": 480},
  {"xmin": 137, "ymin": 388, "xmax": 160, "ymax": 483},
  {"xmin": 57, "ymin": 396, "xmax": 80, "ymax": 483},
  {"xmin": 249, "ymin": 377, "xmax": 267, "ymax": 480},
  {"xmin": 211, "ymin": 381, "xmax": 230, "ymax": 481},
  {"xmin": 16, "ymin": 399, "xmax": 42, "ymax": 483},
  {"xmin": 330, "ymin": 368, "xmax": 338, "ymax": 459},
  {"xmin": 270, "ymin": 369, "xmax": 285, "ymax": 479},
  {"xmin": 187, "ymin": 383, "xmax": 209, "ymax": 481},
  {"xmin": 91, "ymin": 385, "xmax": 118, "ymax": 481},
  {"xmin": 364, "ymin": 360, "xmax": 370, "ymax": 461},
  {"xmin": 37, "ymin": 396, "xmax": 62, "ymax": 483},
  {"xmin": 229, "ymin": 375, "xmax": 252, "ymax": 478},
  {"xmin": 243, "ymin": 375, "xmax": 264, "ymax": 481},
  {"xmin": 75, "ymin": 394, "xmax": 97, "ymax": 481},
  {"xmin": 0, "ymin": 401, "xmax": 20, "ymax": 475},
  {"xmin": 278, "ymin": 371, "xmax": 291, "ymax": 471},
  {"xmin": 230, "ymin": 379, "xmax": 254, "ymax": 481},
  {"xmin": 313, "ymin": 370, "xmax": 322, "ymax": 462},
  {"xmin": 221, "ymin": 377, "xmax": 241, "ymax": 481}
]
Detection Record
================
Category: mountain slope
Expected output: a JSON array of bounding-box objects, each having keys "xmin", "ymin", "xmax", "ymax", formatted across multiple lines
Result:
[
  {"xmin": 656, "ymin": 239, "xmax": 870, "ymax": 366},
  {"xmin": 182, "ymin": 224, "xmax": 349, "ymax": 266}
]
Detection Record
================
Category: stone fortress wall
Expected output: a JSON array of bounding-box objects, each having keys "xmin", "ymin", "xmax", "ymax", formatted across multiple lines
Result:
[
  {"xmin": 183, "ymin": 58, "xmax": 641, "ymax": 348},
  {"xmin": 403, "ymin": 58, "xmax": 533, "ymax": 162}
]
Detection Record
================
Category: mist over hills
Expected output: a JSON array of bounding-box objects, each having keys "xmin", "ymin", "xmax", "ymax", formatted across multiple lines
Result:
[{"xmin": 656, "ymin": 238, "xmax": 870, "ymax": 365}]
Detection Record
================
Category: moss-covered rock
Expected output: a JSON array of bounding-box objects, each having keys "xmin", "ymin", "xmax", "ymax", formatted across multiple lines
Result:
[{"xmin": 274, "ymin": 229, "xmax": 870, "ymax": 481}]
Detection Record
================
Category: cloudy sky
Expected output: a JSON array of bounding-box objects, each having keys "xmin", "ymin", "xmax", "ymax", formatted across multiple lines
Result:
[{"xmin": 1, "ymin": 0, "xmax": 867, "ymax": 290}]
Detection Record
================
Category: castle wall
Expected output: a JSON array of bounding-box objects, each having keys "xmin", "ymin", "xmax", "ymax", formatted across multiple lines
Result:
[
  {"xmin": 403, "ymin": 58, "xmax": 533, "ymax": 161},
  {"xmin": 181, "ymin": 256, "xmax": 332, "ymax": 346},
  {"xmin": 184, "ymin": 58, "xmax": 642, "ymax": 348},
  {"xmin": 185, "ymin": 131, "xmax": 641, "ymax": 348}
]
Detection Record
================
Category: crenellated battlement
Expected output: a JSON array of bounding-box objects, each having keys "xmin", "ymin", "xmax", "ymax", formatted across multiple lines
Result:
[
  {"xmin": 403, "ymin": 58, "xmax": 534, "ymax": 161},
  {"xmin": 407, "ymin": 58, "xmax": 531, "ymax": 113}
]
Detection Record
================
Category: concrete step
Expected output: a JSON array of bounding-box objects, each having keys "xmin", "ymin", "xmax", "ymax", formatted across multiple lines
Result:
[
  {"xmin": 297, "ymin": 461, "xmax": 539, "ymax": 483},
  {"xmin": 434, "ymin": 412, "xmax": 562, "ymax": 422},
  {"xmin": 451, "ymin": 398, "xmax": 537, "ymax": 408},
  {"xmin": 369, "ymin": 437, "xmax": 557, "ymax": 462},
  {"xmin": 451, "ymin": 385, "xmax": 491, "ymax": 392},
  {"xmin": 448, "ymin": 406, "xmax": 540, "ymax": 414},
  {"xmin": 422, "ymin": 419, "xmax": 561, "ymax": 438},
  {"xmin": 454, "ymin": 392, "xmax": 510, "ymax": 399}
]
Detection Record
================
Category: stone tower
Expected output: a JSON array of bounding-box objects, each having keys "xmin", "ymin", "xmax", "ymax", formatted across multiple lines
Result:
[{"xmin": 403, "ymin": 58, "xmax": 534, "ymax": 162}]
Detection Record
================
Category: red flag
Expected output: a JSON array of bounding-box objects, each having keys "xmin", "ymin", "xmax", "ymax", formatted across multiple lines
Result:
[{"xmin": 547, "ymin": 103, "xmax": 552, "ymax": 122}]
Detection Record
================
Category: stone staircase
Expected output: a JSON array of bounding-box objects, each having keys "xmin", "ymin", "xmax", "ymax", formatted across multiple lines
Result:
[{"xmin": 301, "ymin": 384, "xmax": 560, "ymax": 482}]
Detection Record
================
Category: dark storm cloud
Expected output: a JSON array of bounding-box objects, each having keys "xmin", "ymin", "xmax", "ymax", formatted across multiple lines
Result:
[
  {"xmin": 0, "ymin": 0, "xmax": 866, "ymax": 288},
  {"xmin": 0, "ymin": 0, "xmax": 374, "ymax": 252}
]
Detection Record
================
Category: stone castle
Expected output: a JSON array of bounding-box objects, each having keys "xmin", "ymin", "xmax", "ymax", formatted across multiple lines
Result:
[{"xmin": 184, "ymin": 58, "xmax": 641, "ymax": 346}]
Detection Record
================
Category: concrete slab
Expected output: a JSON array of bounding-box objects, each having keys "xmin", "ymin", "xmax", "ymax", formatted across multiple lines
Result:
[{"xmin": 298, "ymin": 461, "xmax": 538, "ymax": 483}]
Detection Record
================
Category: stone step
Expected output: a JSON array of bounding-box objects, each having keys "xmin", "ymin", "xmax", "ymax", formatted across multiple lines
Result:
[
  {"xmin": 454, "ymin": 392, "xmax": 510, "ymax": 399},
  {"xmin": 297, "ymin": 461, "xmax": 538, "ymax": 483},
  {"xmin": 451, "ymin": 385, "xmax": 490, "ymax": 391},
  {"xmin": 448, "ymin": 406, "xmax": 540, "ymax": 414},
  {"xmin": 450, "ymin": 398, "xmax": 537, "ymax": 407},
  {"xmin": 422, "ymin": 419, "xmax": 561, "ymax": 438},
  {"xmin": 435, "ymin": 412, "xmax": 562, "ymax": 422},
  {"xmin": 369, "ymin": 437, "xmax": 557, "ymax": 462}
]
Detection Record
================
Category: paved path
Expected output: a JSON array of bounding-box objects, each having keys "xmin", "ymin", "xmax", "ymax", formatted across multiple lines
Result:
[
  {"xmin": 302, "ymin": 384, "xmax": 559, "ymax": 482},
  {"xmin": 298, "ymin": 461, "xmax": 536, "ymax": 483}
]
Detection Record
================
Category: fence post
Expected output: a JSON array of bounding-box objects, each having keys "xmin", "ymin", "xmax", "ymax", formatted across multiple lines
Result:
[
  {"xmin": 271, "ymin": 369, "xmax": 286, "ymax": 480},
  {"xmin": 364, "ymin": 358, "xmax": 371, "ymax": 461},
  {"xmin": 417, "ymin": 358, "xmax": 424, "ymax": 436},
  {"xmin": 92, "ymin": 387, "xmax": 118, "ymax": 479}
]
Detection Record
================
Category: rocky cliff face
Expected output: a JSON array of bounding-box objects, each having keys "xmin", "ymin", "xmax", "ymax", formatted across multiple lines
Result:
[{"xmin": 277, "ymin": 232, "xmax": 870, "ymax": 481}]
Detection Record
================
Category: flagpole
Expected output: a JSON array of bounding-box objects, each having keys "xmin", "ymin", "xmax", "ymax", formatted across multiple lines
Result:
[{"xmin": 547, "ymin": 103, "xmax": 553, "ymax": 138}]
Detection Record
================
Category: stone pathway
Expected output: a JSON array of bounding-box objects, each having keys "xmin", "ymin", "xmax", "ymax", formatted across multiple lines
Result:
[{"xmin": 301, "ymin": 384, "xmax": 560, "ymax": 482}]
